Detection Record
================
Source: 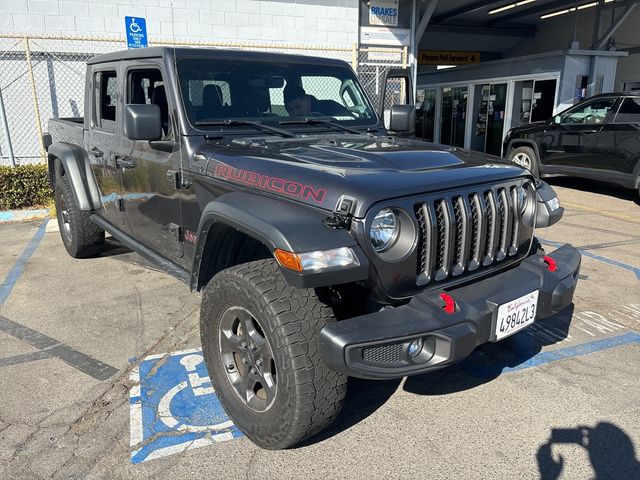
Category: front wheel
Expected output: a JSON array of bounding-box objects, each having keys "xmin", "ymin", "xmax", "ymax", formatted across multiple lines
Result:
[
  {"xmin": 200, "ymin": 259, "xmax": 347, "ymax": 449},
  {"xmin": 509, "ymin": 146, "xmax": 540, "ymax": 177}
]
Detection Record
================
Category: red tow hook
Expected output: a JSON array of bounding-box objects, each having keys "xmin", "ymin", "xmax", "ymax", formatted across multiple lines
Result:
[
  {"xmin": 543, "ymin": 255, "xmax": 558, "ymax": 272},
  {"xmin": 439, "ymin": 292, "xmax": 457, "ymax": 314}
]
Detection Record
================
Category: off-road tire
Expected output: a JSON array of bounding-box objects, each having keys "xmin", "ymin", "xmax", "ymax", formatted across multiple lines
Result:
[
  {"xmin": 54, "ymin": 172, "xmax": 104, "ymax": 258},
  {"xmin": 509, "ymin": 146, "xmax": 540, "ymax": 177},
  {"xmin": 200, "ymin": 259, "xmax": 347, "ymax": 449}
]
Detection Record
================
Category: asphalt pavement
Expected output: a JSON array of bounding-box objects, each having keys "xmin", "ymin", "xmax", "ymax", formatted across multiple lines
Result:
[{"xmin": 0, "ymin": 178, "xmax": 639, "ymax": 480}]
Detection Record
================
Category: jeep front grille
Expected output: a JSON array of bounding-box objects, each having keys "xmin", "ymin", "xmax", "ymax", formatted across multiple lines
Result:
[{"xmin": 415, "ymin": 185, "xmax": 524, "ymax": 286}]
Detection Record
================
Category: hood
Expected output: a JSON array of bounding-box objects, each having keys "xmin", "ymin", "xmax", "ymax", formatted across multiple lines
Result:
[{"xmin": 203, "ymin": 135, "xmax": 530, "ymax": 218}]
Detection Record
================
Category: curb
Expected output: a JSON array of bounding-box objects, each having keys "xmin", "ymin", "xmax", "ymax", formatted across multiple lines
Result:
[{"xmin": 0, "ymin": 209, "xmax": 51, "ymax": 224}]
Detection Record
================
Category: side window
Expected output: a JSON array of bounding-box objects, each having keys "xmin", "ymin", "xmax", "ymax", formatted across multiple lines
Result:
[
  {"xmin": 94, "ymin": 70, "xmax": 118, "ymax": 132},
  {"xmin": 613, "ymin": 98, "xmax": 640, "ymax": 123},
  {"xmin": 127, "ymin": 68, "xmax": 171, "ymax": 139},
  {"xmin": 560, "ymin": 98, "xmax": 615, "ymax": 124}
]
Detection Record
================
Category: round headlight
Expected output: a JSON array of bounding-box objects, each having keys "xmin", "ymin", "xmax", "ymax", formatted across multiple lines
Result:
[
  {"xmin": 516, "ymin": 182, "xmax": 536, "ymax": 216},
  {"xmin": 370, "ymin": 208, "xmax": 399, "ymax": 252},
  {"xmin": 516, "ymin": 185, "xmax": 528, "ymax": 214}
]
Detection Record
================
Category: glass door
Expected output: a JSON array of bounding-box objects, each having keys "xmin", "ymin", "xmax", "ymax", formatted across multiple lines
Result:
[
  {"xmin": 486, "ymin": 83, "xmax": 507, "ymax": 156},
  {"xmin": 439, "ymin": 86, "xmax": 467, "ymax": 147},
  {"xmin": 415, "ymin": 88, "xmax": 436, "ymax": 141}
]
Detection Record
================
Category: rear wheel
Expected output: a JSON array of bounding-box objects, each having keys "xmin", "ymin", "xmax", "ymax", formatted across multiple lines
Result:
[
  {"xmin": 200, "ymin": 259, "xmax": 347, "ymax": 449},
  {"xmin": 509, "ymin": 146, "xmax": 539, "ymax": 176},
  {"xmin": 54, "ymin": 170, "xmax": 104, "ymax": 258}
]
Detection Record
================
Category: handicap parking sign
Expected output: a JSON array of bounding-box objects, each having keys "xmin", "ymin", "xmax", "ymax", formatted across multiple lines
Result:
[
  {"xmin": 125, "ymin": 16, "xmax": 148, "ymax": 49},
  {"xmin": 129, "ymin": 349, "xmax": 243, "ymax": 463}
]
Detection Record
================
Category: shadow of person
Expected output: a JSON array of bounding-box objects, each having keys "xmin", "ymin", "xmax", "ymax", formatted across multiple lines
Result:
[
  {"xmin": 537, "ymin": 422, "xmax": 640, "ymax": 480},
  {"xmin": 299, "ymin": 376, "xmax": 402, "ymax": 447},
  {"xmin": 403, "ymin": 304, "xmax": 574, "ymax": 396}
]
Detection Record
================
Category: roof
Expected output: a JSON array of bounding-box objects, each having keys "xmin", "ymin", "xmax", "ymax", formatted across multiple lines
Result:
[{"xmin": 87, "ymin": 46, "xmax": 350, "ymax": 67}]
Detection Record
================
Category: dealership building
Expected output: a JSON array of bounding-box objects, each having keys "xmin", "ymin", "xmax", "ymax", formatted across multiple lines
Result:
[{"xmin": 0, "ymin": 0, "xmax": 639, "ymax": 164}]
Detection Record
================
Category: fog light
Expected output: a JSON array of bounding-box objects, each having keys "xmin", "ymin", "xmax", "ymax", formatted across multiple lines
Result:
[{"xmin": 407, "ymin": 338, "xmax": 423, "ymax": 358}]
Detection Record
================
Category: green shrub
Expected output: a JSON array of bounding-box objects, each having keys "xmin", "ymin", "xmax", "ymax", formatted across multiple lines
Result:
[{"xmin": 0, "ymin": 164, "xmax": 53, "ymax": 210}]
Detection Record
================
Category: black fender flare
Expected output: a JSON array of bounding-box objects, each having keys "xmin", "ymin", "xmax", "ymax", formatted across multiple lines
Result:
[
  {"xmin": 191, "ymin": 191, "xmax": 370, "ymax": 290},
  {"xmin": 47, "ymin": 142, "xmax": 102, "ymax": 211},
  {"xmin": 504, "ymin": 139, "xmax": 542, "ymax": 163}
]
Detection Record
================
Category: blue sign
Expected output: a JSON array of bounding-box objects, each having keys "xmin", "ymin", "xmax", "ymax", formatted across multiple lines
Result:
[
  {"xmin": 129, "ymin": 349, "xmax": 243, "ymax": 463},
  {"xmin": 125, "ymin": 16, "xmax": 148, "ymax": 49}
]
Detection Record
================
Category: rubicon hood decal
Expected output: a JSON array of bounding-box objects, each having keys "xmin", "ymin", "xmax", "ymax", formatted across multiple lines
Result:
[{"xmin": 214, "ymin": 162, "xmax": 327, "ymax": 205}]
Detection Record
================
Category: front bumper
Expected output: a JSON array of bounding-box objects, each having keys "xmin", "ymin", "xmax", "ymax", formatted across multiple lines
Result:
[{"xmin": 319, "ymin": 244, "xmax": 581, "ymax": 380}]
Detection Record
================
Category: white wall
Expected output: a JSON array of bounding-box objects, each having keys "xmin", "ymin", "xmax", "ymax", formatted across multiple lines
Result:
[{"xmin": 0, "ymin": 0, "xmax": 359, "ymax": 47}]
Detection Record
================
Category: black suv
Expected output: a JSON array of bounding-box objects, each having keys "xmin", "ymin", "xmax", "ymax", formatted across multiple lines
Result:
[{"xmin": 503, "ymin": 92, "xmax": 640, "ymax": 197}]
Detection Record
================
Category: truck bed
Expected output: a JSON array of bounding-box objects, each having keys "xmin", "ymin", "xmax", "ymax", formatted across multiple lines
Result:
[{"xmin": 48, "ymin": 117, "xmax": 84, "ymax": 147}]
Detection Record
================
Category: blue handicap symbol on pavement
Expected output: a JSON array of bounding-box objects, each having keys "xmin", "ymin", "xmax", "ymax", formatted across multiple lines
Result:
[{"xmin": 129, "ymin": 349, "xmax": 243, "ymax": 463}]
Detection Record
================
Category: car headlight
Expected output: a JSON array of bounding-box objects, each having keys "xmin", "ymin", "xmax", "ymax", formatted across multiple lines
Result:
[
  {"xmin": 370, "ymin": 208, "xmax": 399, "ymax": 252},
  {"xmin": 516, "ymin": 185, "xmax": 528, "ymax": 214}
]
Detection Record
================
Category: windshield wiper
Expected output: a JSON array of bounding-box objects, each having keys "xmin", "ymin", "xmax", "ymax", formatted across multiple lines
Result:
[
  {"xmin": 278, "ymin": 118, "xmax": 365, "ymax": 135},
  {"xmin": 195, "ymin": 119, "xmax": 297, "ymax": 138}
]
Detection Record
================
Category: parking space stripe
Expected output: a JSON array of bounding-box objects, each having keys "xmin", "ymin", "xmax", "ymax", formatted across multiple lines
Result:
[
  {"xmin": 0, "ymin": 350, "xmax": 55, "ymax": 368},
  {"xmin": 0, "ymin": 315, "xmax": 118, "ymax": 381},
  {"xmin": 0, "ymin": 220, "xmax": 48, "ymax": 306},
  {"xmin": 539, "ymin": 238, "xmax": 640, "ymax": 281},
  {"xmin": 469, "ymin": 332, "xmax": 640, "ymax": 378}
]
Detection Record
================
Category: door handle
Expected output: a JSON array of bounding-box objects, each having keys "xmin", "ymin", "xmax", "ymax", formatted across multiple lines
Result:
[
  {"xmin": 115, "ymin": 156, "xmax": 136, "ymax": 169},
  {"xmin": 89, "ymin": 147, "xmax": 104, "ymax": 158}
]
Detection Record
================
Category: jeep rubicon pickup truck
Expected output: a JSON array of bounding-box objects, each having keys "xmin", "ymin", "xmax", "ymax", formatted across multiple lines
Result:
[{"xmin": 45, "ymin": 47, "xmax": 580, "ymax": 450}]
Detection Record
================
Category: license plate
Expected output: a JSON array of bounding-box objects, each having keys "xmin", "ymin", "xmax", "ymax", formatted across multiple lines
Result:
[{"xmin": 494, "ymin": 290, "xmax": 539, "ymax": 341}]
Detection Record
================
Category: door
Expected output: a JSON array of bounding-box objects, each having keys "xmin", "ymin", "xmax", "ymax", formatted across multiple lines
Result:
[
  {"xmin": 415, "ymin": 88, "xmax": 436, "ymax": 141},
  {"xmin": 88, "ymin": 67, "xmax": 123, "ymax": 227},
  {"xmin": 117, "ymin": 66, "xmax": 183, "ymax": 259},
  {"xmin": 485, "ymin": 83, "xmax": 507, "ymax": 156},
  {"xmin": 439, "ymin": 86, "xmax": 467, "ymax": 148},
  {"xmin": 530, "ymin": 79, "xmax": 557, "ymax": 123},
  {"xmin": 541, "ymin": 97, "xmax": 617, "ymax": 170},
  {"xmin": 596, "ymin": 96, "xmax": 640, "ymax": 178}
]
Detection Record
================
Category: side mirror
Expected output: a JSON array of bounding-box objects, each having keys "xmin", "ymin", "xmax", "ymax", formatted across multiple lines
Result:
[
  {"xmin": 553, "ymin": 115, "xmax": 561, "ymax": 124},
  {"xmin": 388, "ymin": 104, "xmax": 416, "ymax": 134},
  {"xmin": 124, "ymin": 104, "xmax": 162, "ymax": 141}
]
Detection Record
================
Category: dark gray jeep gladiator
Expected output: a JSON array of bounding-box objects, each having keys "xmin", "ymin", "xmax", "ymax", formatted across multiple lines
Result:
[{"xmin": 45, "ymin": 47, "xmax": 580, "ymax": 449}]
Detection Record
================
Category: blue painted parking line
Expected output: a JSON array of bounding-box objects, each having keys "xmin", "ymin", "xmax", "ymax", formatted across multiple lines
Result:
[
  {"xmin": 468, "ymin": 331, "xmax": 640, "ymax": 379},
  {"xmin": 0, "ymin": 208, "xmax": 49, "ymax": 223},
  {"xmin": 129, "ymin": 349, "xmax": 242, "ymax": 464},
  {"xmin": 0, "ymin": 220, "xmax": 48, "ymax": 306},
  {"xmin": 539, "ymin": 238, "xmax": 640, "ymax": 281}
]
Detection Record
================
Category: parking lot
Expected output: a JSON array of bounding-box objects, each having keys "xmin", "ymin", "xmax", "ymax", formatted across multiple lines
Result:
[{"xmin": 0, "ymin": 179, "xmax": 638, "ymax": 480}]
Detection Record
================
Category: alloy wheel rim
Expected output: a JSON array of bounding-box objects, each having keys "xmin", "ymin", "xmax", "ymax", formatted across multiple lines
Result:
[
  {"xmin": 59, "ymin": 197, "xmax": 71, "ymax": 240},
  {"xmin": 218, "ymin": 306, "xmax": 277, "ymax": 412},
  {"xmin": 513, "ymin": 153, "xmax": 532, "ymax": 169}
]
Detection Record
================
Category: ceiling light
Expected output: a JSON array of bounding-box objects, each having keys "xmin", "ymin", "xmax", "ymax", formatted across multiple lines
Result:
[
  {"xmin": 541, "ymin": 0, "xmax": 609, "ymax": 19},
  {"xmin": 489, "ymin": 0, "xmax": 535, "ymax": 15}
]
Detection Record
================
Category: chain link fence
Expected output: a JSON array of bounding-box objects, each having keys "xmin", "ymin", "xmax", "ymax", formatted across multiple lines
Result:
[{"xmin": 0, "ymin": 34, "xmax": 406, "ymax": 166}]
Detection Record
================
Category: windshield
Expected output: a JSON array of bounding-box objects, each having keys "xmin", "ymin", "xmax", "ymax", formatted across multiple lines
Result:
[{"xmin": 176, "ymin": 58, "xmax": 377, "ymax": 130}]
